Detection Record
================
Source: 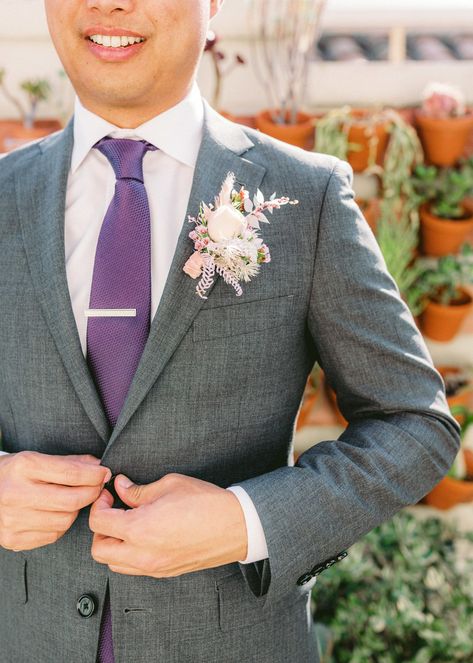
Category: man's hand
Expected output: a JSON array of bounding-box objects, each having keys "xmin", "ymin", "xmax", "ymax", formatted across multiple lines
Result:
[
  {"xmin": 0, "ymin": 451, "xmax": 111, "ymax": 551},
  {"xmin": 89, "ymin": 473, "xmax": 248, "ymax": 577}
]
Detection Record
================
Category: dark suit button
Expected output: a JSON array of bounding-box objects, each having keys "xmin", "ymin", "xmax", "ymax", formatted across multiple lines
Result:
[
  {"xmin": 296, "ymin": 572, "xmax": 313, "ymax": 586},
  {"xmin": 77, "ymin": 594, "xmax": 96, "ymax": 618}
]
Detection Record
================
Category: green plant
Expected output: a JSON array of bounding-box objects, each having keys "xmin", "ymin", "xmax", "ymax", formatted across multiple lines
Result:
[
  {"xmin": 315, "ymin": 107, "xmax": 423, "ymax": 178},
  {"xmin": 312, "ymin": 511, "xmax": 473, "ymax": 663},
  {"xmin": 0, "ymin": 68, "xmax": 51, "ymax": 129},
  {"xmin": 406, "ymin": 244, "xmax": 473, "ymax": 314},
  {"xmin": 411, "ymin": 159, "xmax": 473, "ymax": 219}
]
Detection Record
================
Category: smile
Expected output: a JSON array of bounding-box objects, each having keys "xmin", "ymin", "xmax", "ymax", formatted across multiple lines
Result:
[{"xmin": 88, "ymin": 34, "xmax": 145, "ymax": 48}]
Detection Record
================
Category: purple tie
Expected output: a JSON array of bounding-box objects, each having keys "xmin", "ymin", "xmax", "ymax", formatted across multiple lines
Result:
[{"xmin": 87, "ymin": 137, "xmax": 157, "ymax": 663}]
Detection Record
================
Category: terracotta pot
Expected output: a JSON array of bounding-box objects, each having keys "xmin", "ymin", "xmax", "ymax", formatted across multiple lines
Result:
[
  {"xmin": 419, "ymin": 203, "xmax": 473, "ymax": 257},
  {"xmin": 218, "ymin": 110, "xmax": 257, "ymax": 129},
  {"xmin": 324, "ymin": 381, "xmax": 348, "ymax": 427},
  {"xmin": 437, "ymin": 366, "xmax": 473, "ymax": 417},
  {"xmin": 355, "ymin": 197, "xmax": 381, "ymax": 234},
  {"xmin": 421, "ymin": 287, "xmax": 472, "ymax": 341},
  {"xmin": 422, "ymin": 474, "xmax": 473, "ymax": 510},
  {"xmin": 295, "ymin": 374, "xmax": 321, "ymax": 430},
  {"xmin": 345, "ymin": 110, "xmax": 390, "ymax": 172},
  {"xmin": 0, "ymin": 119, "xmax": 62, "ymax": 153},
  {"xmin": 255, "ymin": 109, "xmax": 316, "ymax": 149},
  {"xmin": 415, "ymin": 110, "xmax": 473, "ymax": 167}
]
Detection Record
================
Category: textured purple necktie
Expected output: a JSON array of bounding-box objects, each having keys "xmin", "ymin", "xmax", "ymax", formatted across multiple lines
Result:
[{"xmin": 87, "ymin": 137, "xmax": 157, "ymax": 663}]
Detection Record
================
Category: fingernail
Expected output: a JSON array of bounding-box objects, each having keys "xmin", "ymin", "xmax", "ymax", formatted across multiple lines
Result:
[{"xmin": 117, "ymin": 475, "xmax": 133, "ymax": 489}]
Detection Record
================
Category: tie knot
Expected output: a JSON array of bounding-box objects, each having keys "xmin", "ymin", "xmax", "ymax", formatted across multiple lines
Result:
[{"xmin": 94, "ymin": 137, "xmax": 158, "ymax": 183}]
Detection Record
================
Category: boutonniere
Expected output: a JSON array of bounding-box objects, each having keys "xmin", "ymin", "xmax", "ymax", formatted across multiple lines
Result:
[{"xmin": 183, "ymin": 172, "xmax": 299, "ymax": 298}]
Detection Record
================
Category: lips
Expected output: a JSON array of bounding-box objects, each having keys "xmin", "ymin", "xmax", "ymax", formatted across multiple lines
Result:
[{"xmin": 84, "ymin": 27, "xmax": 146, "ymax": 62}]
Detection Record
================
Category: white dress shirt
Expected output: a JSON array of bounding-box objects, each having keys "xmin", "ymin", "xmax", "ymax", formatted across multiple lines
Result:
[{"xmin": 0, "ymin": 81, "xmax": 268, "ymax": 565}]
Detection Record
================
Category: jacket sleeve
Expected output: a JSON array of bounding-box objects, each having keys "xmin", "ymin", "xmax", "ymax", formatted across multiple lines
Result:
[{"xmin": 234, "ymin": 158, "xmax": 461, "ymax": 605}]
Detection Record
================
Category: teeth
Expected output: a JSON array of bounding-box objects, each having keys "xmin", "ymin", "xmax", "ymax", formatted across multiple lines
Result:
[{"xmin": 89, "ymin": 34, "xmax": 145, "ymax": 48}]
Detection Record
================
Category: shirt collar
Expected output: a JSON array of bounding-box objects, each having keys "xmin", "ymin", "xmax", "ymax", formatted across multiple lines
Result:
[{"xmin": 71, "ymin": 80, "xmax": 204, "ymax": 174}]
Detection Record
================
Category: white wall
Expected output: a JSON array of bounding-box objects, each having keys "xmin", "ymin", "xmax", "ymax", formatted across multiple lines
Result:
[{"xmin": 1, "ymin": 0, "xmax": 472, "ymax": 121}]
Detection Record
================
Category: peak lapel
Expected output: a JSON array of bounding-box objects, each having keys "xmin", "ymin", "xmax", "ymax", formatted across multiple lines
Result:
[
  {"xmin": 15, "ymin": 124, "xmax": 111, "ymax": 442},
  {"xmin": 104, "ymin": 101, "xmax": 267, "ymax": 453}
]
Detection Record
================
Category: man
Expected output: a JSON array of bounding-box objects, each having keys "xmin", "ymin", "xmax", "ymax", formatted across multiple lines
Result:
[{"xmin": 0, "ymin": 0, "xmax": 460, "ymax": 662}]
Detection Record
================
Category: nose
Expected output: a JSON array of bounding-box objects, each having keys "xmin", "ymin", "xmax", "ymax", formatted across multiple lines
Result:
[{"xmin": 86, "ymin": 0, "xmax": 134, "ymax": 13}]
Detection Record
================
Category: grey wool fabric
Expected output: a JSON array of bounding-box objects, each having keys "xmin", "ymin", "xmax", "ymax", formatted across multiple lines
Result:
[{"xmin": 0, "ymin": 99, "xmax": 461, "ymax": 663}]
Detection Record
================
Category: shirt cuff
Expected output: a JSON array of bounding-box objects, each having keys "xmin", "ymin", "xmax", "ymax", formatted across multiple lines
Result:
[
  {"xmin": 0, "ymin": 451, "xmax": 9, "ymax": 456},
  {"xmin": 226, "ymin": 485, "xmax": 269, "ymax": 564}
]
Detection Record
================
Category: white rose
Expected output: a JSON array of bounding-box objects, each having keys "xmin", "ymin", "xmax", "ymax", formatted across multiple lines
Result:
[{"xmin": 207, "ymin": 205, "xmax": 246, "ymax": 242}]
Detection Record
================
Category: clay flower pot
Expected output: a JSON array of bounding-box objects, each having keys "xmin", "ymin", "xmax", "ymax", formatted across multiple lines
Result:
[
  {"xmin": 255, "ymin": 109, "xmax": 316, "ymax": 149},
  {"xmin": 437, "ymin": 365, "xmax": 473, "ymax": 415},
  {"xmin": 419, "ymin": 203, "xmax": 473, "ymax": 257},
  {"xmin": 422, "ymin": 474, "xmax": 473, "ymax": 510},
  {"xmin": 296, "ymin": 374, "xmax": 321, "ymax": 430},
  {"xmin": 421, "ymin": 287, "xmax": 472, "ymax": 341},
  {"xmin": 345, "ymin": 110, "xmax": 390, "ymax": 172},
  {"xmin": 0, "ymin": 119, "xmax": 62, "ymax": 153},
  {"xmin": 422, "ymin": 442, "xmax": 473, "ymax": 509},
  {"xmin": 355, "ymin": 197, "xmax": 381, "ymax": 234},
  {"xmin": 218, "ymin": 110, "xmax": 257, "ymax": 129},
  {"xmin": 324, "ymin": 381, "xmax": 348, "ymax": 427},
  {"xmin": 415, "ymin": 110, "xmax": 473, "ymax": 167}
]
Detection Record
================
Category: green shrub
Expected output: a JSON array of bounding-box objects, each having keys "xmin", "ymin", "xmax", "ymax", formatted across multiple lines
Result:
[{"xmin": 312, "ymin": 511, "xmax": 473, "ymax": 663}]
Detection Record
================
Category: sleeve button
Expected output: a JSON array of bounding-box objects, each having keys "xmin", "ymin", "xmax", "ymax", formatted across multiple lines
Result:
[{"xmin": 296, "ymin": 572, "xmax": 313, "ymax": 586}]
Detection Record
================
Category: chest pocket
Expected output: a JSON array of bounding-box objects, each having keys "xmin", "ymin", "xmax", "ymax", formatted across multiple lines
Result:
[{"xmin": 192, "ymin": 293, "xmax": 295, "ymax": 342}]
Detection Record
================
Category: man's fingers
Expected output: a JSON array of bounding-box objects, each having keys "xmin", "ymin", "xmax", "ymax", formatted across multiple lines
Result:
[
  {"xmin": 108, "ymin": 564, "xmax": 146, "ymax": 576},
  {"xmin": 89, "ymin": 490, "xmax": 130, "ymax": 539},
  {"xmin": 11, "ymin": 482, "xmax": 105, "ymax": 512},
  {"xmin": 1, "ymin": 530, "xmax": 61, "ymax": 551},
  {"xmin": 16, "ymin": 452, "xmax": 112, "ymax": 487},
  {"xmin": 3, "ymin": 508, "xmax": 78, "ymax": 534},
  {"xmin": 91, "ymin": 534, "xmax": 135, "ymax": 566}
]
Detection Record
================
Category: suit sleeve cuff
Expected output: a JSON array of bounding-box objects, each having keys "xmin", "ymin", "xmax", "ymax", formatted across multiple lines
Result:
[{"xmin": 226, "ymin": 485, "xmax": 269, "ymax": 564}]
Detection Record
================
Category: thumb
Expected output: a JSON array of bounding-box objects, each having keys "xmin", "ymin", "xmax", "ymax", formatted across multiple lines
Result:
[{"xmin": 113, "ymin": 474, "xmax": 164, "ymax": 508}]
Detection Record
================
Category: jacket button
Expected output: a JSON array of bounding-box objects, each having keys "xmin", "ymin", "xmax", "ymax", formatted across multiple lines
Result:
[
  {"xmin": 296, "ymin": 572, "xmax": 313, "ymax": 586},
  {"xmin": 77, "ymin": 594, "xmax": 96, "ymax": 618}
]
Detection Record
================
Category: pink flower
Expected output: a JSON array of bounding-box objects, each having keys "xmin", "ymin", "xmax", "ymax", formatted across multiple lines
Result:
[
  {"xmin": 183, "ymin": 251, "xmax": 204, "ymax": 279},
  {"xmin": 202, "ymin": 237, "xmax": 210, "ymax": 246},
  {"xmin": 197, "ymin": 225, "xmax": 207, "ymax": 234},
  {"xmin": 195, "ymin": 240, "xmax": 205, "ymax": 251},
  {"xmin": 189, "ymin": 230, "xmax": 198, "ymax": 241}
]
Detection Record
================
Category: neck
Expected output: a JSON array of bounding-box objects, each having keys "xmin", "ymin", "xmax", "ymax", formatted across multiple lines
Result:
[{"xmin": 76, "ymin": 81, "xmax": 194, "ymax": 128}]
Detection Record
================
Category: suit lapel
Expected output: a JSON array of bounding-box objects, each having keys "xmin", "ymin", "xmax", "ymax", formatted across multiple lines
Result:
[
  {"xmin": 14, "ymin": 101, "xmax": 266, "ymax": 451},
  {"xmin": 15, "ymin": 123, "xmax": 111, "ymax": 442},
  {"xmin": 105, "ymin": 101, "xmax": 267, "ymax": 451}
]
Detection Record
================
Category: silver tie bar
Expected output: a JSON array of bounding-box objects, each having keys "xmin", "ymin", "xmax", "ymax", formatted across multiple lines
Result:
[{"xmin": 84, "ymin": 309, "xmax": 137, "ymax": 318}]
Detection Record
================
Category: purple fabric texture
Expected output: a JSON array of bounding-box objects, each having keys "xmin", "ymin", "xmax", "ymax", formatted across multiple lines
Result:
[{"xmin": 87, "ymin": 137, "xmax": 157, "ymax": 663}]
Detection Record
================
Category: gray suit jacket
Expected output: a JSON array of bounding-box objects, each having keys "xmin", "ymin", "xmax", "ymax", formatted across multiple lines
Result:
[{"xmin": 0, "ymin": 99, "xmax": 460, "ymax": 663}]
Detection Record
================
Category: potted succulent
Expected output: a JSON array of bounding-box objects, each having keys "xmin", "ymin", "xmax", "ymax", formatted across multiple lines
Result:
[
  {"xmin": 247, "ymin": 0, "xmax": 327, "ymax": 148},
  {"xmin": 407, "ymin": 245, "xmax": 473, "ymax": 341},
  {"xmin": 0, "ymin": 69, "xmax": 61, "ymax": 152},
  {"xmin": 422, "ymin": 405, "xmax": 473, "ymax": 510},
  {"xmin": 415, "ymin": 82, "xmax": 473, "ymax": 167},
  {"xmin": 315, "ymin": 106, "xmax": 423, "ymax": 176},
  {"xmin": 411, "ymin": 159, "xmax": 473, "ymax": 256},
  {"xmin": 312, "ymin": 511, "xmax": 473, "ymax": 662},
  {"xmin": 315, "ymin": 106, "xmax": 391, "ymax": 173}
]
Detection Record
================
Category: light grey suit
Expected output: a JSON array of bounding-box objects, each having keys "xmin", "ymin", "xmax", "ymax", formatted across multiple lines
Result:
[{"xmin": 0, "ymin": 99, "xmax": 460, "ymax": 663}]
